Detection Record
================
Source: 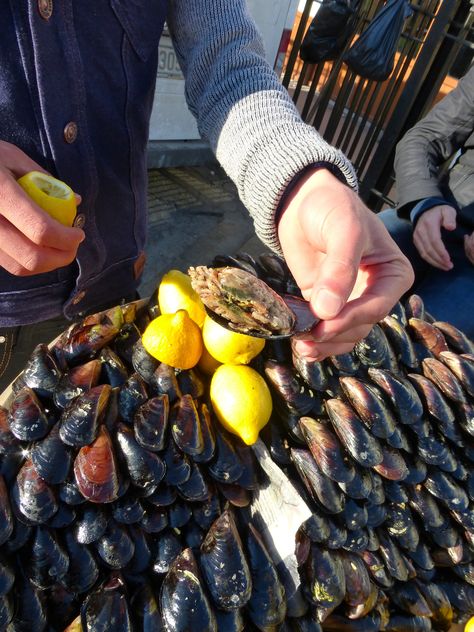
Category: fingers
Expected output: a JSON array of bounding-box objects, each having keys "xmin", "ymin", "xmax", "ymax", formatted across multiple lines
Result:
[
  {"xmin": 413, "ymin": 207, "xmax": 454, "ymax": 270},
  {"xmin": 464, "ymin": 233, "xmax": 474, "ymax": 265},
  {"xmin": 0, "ymin": 140, "xmax": 49, "ymax": 178},
  {"xmin": 0, "ymin": 215, "xmax": 81, "ymax": 275}
]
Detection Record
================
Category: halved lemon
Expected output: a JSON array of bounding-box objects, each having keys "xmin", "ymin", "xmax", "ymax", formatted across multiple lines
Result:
[{"xmin": 17, "ymin": 171, "xmax": 77, "ymax": 227}]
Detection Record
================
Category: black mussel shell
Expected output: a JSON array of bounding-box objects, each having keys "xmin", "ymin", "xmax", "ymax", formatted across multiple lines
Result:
[
  {"xmin": 0, "ymin": 475, "xmax": 13, "ymax": 545},
  {"xmin": 8, "ymin": 386, "xmax": 52, "ymax": 441},
  {"xmin": 31, "ymin": 423, "xmax": 72, "ymax": 484},
  {"xmin": 193, "ymin": 402, "xmax": 216, "ymax": 463},
  {"xmin": 75, "ymin": 505, "xmax": 109, "ymax": 544},
  {"xmin": 208, "ymin": 427, "xmax": 244, "ymax": 484},
  {"xmin": 125, "ymin": 524, "xmax": 152, "ymax": 575},
  {"xmin": 99, "ymin": 346, "xmax": 129, "ymax": 387},
  {"xmin": 161, "ymin": 547, "xmax": 217, "ymax": 631},
  {"xmin": 130, "ymin": 582, "xmax": 163, "ymax": 631},
  {"xmin": 140, "ymin": 505, "xmax": 168, "ymax": 534},
  {"xmin": 163, "ymin": 439, "xmax": 191, "ymax": 486},
  {"xmin": 168, "ymin": 500, "xmax": 193, "ymax": 529},
  {"xmin": 27, "ymin": 525, "xmax": 69, "ymax": 588},
  {"xmin": 246, "ymin": 523, "xmax": 286, "ymax": 629},
  {"xmin": 177, "ymin": 462, "xmax": 210, "ymax": 502},
  {"xmin": 115, "ymin": 422, "xmax": 165, "ymax": 490},
  {"xmin": 0, "ymin": 554, "xmax": 14, "ymax": 596},
  {"xmin": 131, "ymin": 338, "xmax": 159, "ymax": 383},
  {"xmin": 95, "ymin": 521, "xmax": 135, "ymax": 569},
  {"xmin": 291, "ymin": 447, "xmax": 345, "ymax": 514},
  {"xmin": 171, "ymin": 393, "xmax": 204, "ymax": 456},
  {"xmin": 22, "ymin": 343, "xmax": 62, "ymax": 397},
  {"xmin": 59, "ymin": 383, "xmax": 111, "ymax": 447},
  {"xmin": 112, "ymin": 495, "xmax": 145, "ymax": 525},
  {"xmin": 340, "ymin": 376, "xmax": 397, "ymax": 439},
  {"xmin": 153, "ymin": 529, "xmax": 183, "ymax": 575},
  {"xmin": 304, "ymin": 545, "xmax": 345, "ymax": 621},
  {"xmin": 81, "ymin": 573, "xmax": 133, "ymax": 631},
  {"xmin": 118, "ymin": 372, "xmax": 148, "ymax": 423},
  {"xmin": 380, "ymin": 315, "xmax": 418, "ymax": 370},
  {"xmin": 53, "ymin": 358, "xmax": 102, "ymax": 409},
  {"xmin": 200, "ymin": 509, "xmax": 252, "ymax": 610},
  {"xmin": 7, "ymin": 570, "xmax": 47, "ymax": 631},
  {"xmin": 61, "ymin": 527, "xmax": 100, "ymax": 595},
  {"xmin": 12, "ymin": 458, "xmax": 58, "ymax": 524},
  {"xmin": 134, "ymin": 394, "xmax": 169, "ymax": 451},
  {"xmin": 368, "ymin": 367, "xmax": 423, "ymax": 425},
  {"xmin": 150, "ymin": 362, "xmax": 182, "ymax": 403},
  {"xmin": 74, "ymin": 425, "xmax": 120, "ymax": 503}
]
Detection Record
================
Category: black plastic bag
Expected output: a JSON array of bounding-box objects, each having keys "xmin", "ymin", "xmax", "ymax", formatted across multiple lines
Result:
[
  {"xmin": 343, "ymin": 0, "xmax": 413, "ymax": 81},
  {"xmin": 299, "ymin": 0, "xmax": 360, "ymax": 64}
]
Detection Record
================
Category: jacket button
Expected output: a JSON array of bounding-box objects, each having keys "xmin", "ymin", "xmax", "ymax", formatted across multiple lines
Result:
[
  {"xmin": 64, "ymin": 122, "xmax": 78, "ymax": 144},
  {"xmin": 72, "ymin": 290, "xmax": 86, "ymax": 305},
  {"xmin": 38, "ymin": 0, "xmax": 53, "ymax": 19},
  {"xmin": 73, "ymin": 214, "xmax": 86, "ymax": 229}
]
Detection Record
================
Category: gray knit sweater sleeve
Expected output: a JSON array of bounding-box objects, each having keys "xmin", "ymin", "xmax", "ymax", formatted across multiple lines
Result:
[{"xmin": 167, "ymin": 0, "xmax": 358, "ymax": 253}]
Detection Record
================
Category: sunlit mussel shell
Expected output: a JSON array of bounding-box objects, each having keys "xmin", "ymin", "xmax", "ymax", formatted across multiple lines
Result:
[
  {"xmin": 30, "ymin": 423, "xmax": 72, "ymax": 485},
  {"xmin": 11, "ymin": 458, "xmax": 58, "ymax": 524},
  {"xmin": 291, "ymin": 447, "xmax": 345, "ymax": 514},
  {"xmin": 208, "ymin": 426, "xmax": 245, "ymax": 484},
  {"xmin": 8, "ymin": 386, "xmax": 52, "ymax": 441},
  {"xmin": 340, "ymin": 551, "xmax": 375, "ymax": 619},
  {"xmin": 367, "ymin": 367, "xmax": 423, "ymax": 425},
  {"xmin": 380, "ymin": 315, "xmax": 418, "ymax": 370},
  {"xmin": 438, "ymin": 579, "xmax": 474, "ymax": 617},
  {"xmin": 408, "ymin": 317, "xmax": 449, "ymax": 358},
  {"xmin": 430, "ymin": 514, "xmax": 463, "ymax": 553},
  {"xmin": 354, "ymin": 324, "xmax": 397, "ymax": 372},
  {"xmin": 112, "ymin": 494, "xmax": 145, "ymax": 524},
  {"xmin": 385, "ymin": 424, "xmax": 411, "ymax": 452},
  {"xmin": 178, "ymin": 368, "xmax": 205, "ymax": 399},
  {"xmin": 112, "ymin": 321, "xmax": 141, "ymax": 368},
  {"xmin": 118, "ymin": 372, "xmax": 148, "ymax": 423},
  {"xmin": 423, "ymin": 468, "xmax": 469, "ymax": 511},
  {"xmin": 385, "ymin": 503, "xmax": 419, "ymax": 552},
  {"xmin": 422, "ymin": 356, "xmax": 467, "ymax": 404},
  {"xmin": 340, "ymin": 376, "xmax": 396, "ymax": 439},
  {"xmin": 115, "ymin": 422, "xmax": 165, "ymax": 490},
  {"xmin": 433, "ymin": 320, "xmax": 474, "ymax": 354},
  {"xmin": 161, "ymin": 547, "xmax": 217, "ymax": 631},
  {"xmin": 153, "ymin": 528, "xmax": 183, "ymax": 574},
  {"xmin": 176, "ymin": 462, "xmax": 210, "ymax": 502},
  {"xmin": 189, "ymin": 265, "xmax": 295, "ymax": 336},
  {"xmin": 95, "ymin": 520, "xmax": 135, "ymax": 568},
  {"xmin": 162, "ymin": 437, "xmax": 191, "ymax": 486},
  {"xmin": 59, "ymin": 383, "xmax": 111, "ymax": 447},
  {"xmin": 75, "ymin": 505, "xmax": 108, "ymax": 544},
  {"xmin": 59, "ymin": 478, "xmax": 87, "ymax": 506},
  {"xmin": 21, "ymin": 343, "xmax": 62, "ymax": 398},
  {"xmin": 0, "ymin": 405, "xmax": 20, "ymax": 457},
  {"xmin": 170, "ymin": 393, "xmax": 203, "ymax": 456},
  {"xmin": 376, "ymin": 530, "xmax": 409, "ymax": 582},
  {"xmin": 407, "ymin": 484, "xmax": 444, "ymax": 529},
  {"xmin": 343, "ymin": 527, "xmax": 370, "ymax": 553},
  {"xmin": 81, "ymin": 573, "xmax": 132, "ymax": 630},
  {"xmin": 405, "ymin": 540, "xmax": 435, "ymax": 573},
  {"xmin": 326, "ymin": 518, "xmax": 349, "ymax": 551},
  {"xmin": 264, "ymin": 359, "xmax": 316, "ymax": 416},
  {"xmin": 130, "ymin": 582, "xmax": 163, "ymax": 631},
  {"xmin": 407, "ymin": 373, "xmax": 463, "ymax": 446},
  {"xmin": 193, "ymin": 402, "xmax": 216, "ymax": 463},
  {"xmin": 404, "ymin": 293, "xmax": 425, "ymax": 320},
  {"xmin": 245, "ymin": 523, "xmax": 286, "ymax": 629},
  {"xmin": 131, "ymin": 337, "xmax": 159, "ymax": 384},
  {"xmin": 304, "ymin": 545, "xmax": 345, "ymax": 622},
  {"xmin": 132, "ymin": 394, "xmax": 169, "ymax": 453},
  {"xmin": 439, "ymin": 350, "xmax": 474, "ymax": 397},
  {"xmin": 53, "ymin": 358, "xmax": 102, "ymax": 409},
  {"xmin": 300, "ymin": 509, "xmax": 330, "ymax": 545},
  {"xmin": 149, "ymin": 362, "xmax": 182, "ymax": 403},
  {"xmin": 372, "ymin": 445, "xmax": 408, "ymax": 481},
  {"xmin": 25, "ymin": 525, "xmax": 69, "ymax": 588},
  {"xmin": 358, "ymin": 550, "xmax": 393, "ymax": 589},
  {"xmin": 200, "ymin": 509, "xmax": 252, "ymax": 610},
  {"xmin": 325, "ymin": 399, "xmax": 383, "ymax": 468},
  {"xmin": 53, "ymin": 306, "xmax": 123, "ymax": 367},
  {"xmin": 7, "ymin": 568, "xmax": 47, "ymax": 631},
  {"xmin": 366, "ymin": 471, "xmax": 385, "ymax": 505},
  {"xmin": 292, "ymin": 347, "xmax": 329, "ymax": 392},
  {"xmin": 99, "ymin": 346, "xmax": 129, "ymax": 388},
  {"xmin": 74, "ymin": 425, "xmax": 120, "ymax": 503},
  {"xmin": 214, "ymin": 607, "xmax": 246, "ymax": 632},
  {"xmin": 329, "ymin": 352, "xmax": 360, "ymax": 376}
]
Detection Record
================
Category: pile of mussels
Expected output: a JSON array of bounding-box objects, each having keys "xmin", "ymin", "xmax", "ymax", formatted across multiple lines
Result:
[{"xmin": 0, "ymin": 253, "xmax": 473, "ymax": 631}]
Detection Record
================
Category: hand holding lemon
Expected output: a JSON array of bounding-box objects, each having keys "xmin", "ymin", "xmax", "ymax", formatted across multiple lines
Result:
[
  {"xmin": 17, "ymin": 171, "xmax": 78, "ymax": 227},
  {"xmin": 0, "ymin": 141, "xmax": 84, "ymax": 276}
]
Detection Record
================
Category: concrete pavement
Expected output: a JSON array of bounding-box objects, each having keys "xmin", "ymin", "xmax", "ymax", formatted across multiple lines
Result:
[{"xmin": 139, "ymin": 164, "xmax": 268, "ymax": 298}]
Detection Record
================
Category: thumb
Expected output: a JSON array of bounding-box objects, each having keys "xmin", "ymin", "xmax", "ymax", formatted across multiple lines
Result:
[
  {"xmin": 441, "ymin": 206, "xmax": 457, "ymax": 231},
  {"xmin": 310, "ymin": 243, "xmax": 361, "ymax": 320}
]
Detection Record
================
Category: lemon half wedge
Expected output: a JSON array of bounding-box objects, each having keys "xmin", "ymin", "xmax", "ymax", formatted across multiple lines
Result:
[{"xmin": 17, "ymin": 171, "xmax": 77, "ymax": 227}]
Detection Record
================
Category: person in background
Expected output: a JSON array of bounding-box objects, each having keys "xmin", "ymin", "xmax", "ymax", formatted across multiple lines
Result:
[
  {"xmin": 0, "ymin": 1, "xmax": 412, "ymax": 390},
  {"xmin": 379, "ymin": 64, "xmax": 474, "ymax": 337}
]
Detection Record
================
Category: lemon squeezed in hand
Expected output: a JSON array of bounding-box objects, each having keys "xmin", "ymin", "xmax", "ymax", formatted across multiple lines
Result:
[{"xmin": 17, "ymin": 171, "xmax": 77, "ymax": 227}]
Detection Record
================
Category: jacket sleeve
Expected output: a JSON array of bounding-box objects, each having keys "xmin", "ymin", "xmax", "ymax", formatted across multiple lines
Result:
[
  {"xmin": 167, "ymin": 0, "xmax": 358, "ymax": 253},
  {"xmin": 395, "ymin": 65, "xmax": 474, "ymax": 217}
]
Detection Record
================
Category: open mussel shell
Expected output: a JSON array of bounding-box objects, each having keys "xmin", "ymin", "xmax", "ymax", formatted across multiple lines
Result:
[{"xmin": 188, "ymin": 265, "xmax": 317, "ymax": 339}]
